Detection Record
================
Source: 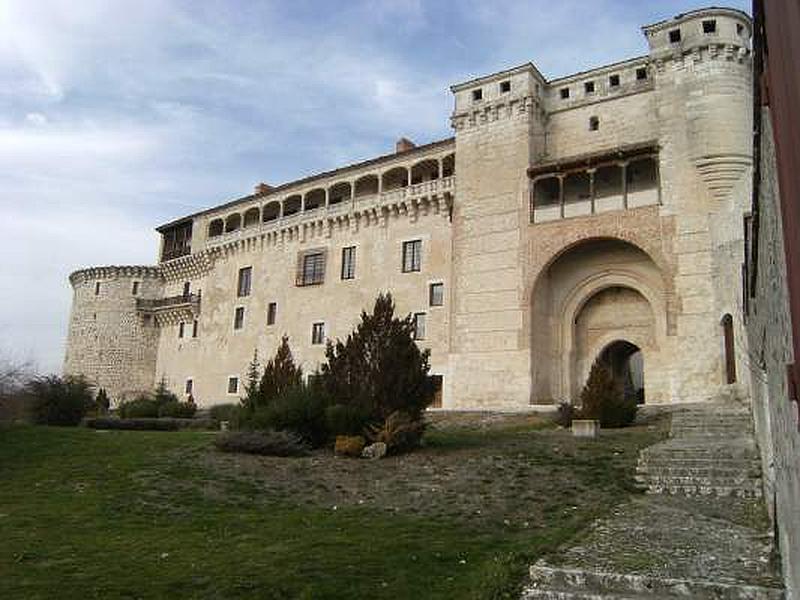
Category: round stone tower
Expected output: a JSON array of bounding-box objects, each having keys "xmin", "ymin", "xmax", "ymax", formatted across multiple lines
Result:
[
  {"xmin": 64, "ymin": 265, "xmax": 163, "ymax": 402},
  {"xmin": 645, "ymin": 7, "xmax": 753, "ymax": 401}
]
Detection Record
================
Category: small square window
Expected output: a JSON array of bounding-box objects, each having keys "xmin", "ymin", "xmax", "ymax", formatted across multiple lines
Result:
[
  {"xmin": 192, "ymin": 319, "xmax": 198, "ymax": 338},
  {"xmin": 609, "ymin": 74, "xmax": 620, "ymax": 87},
  {"xmin": 233, "ymin": 306, "xmax": 245, "ymax": 330},
  {"xmin": 736, "ymin": 23, "xmax": 744, "ymax": 35},
  {"xmin": 472, "ymin": 88, "xmax": 483, "ymax": 101},
  {"xmin": 178, "ymin": 321, "xmax": 185, "ymax": 338},
  {"xmin": 429, "ymin": 283, "xmax": 444, "ymax": 307},
  {"xmin": 402, "ymin": 240, "xmax": 422, "ymax": 273},
  {"xmin": 131, "ymin": 281, "xmax": 140, "ymax": 296},
  {"xmin": 560, "ymin": 87, "xmax": 570, "ymax": 99},
  {"xmin": 267, "ymin": 302, "xmax": 277, "ymax": 326},
  {"xmin": 94, "ymin": 281, "xmax": 101, "ymax": 295},
  {"xmin": 341, "ymin": 246, "xmax": 356, "ymax": 280},
  {"xmin": 237, "ymin": 267, "xmax": 252, "ymax": 297},
  {"xmin": 185, "ymin": 379, "xmax": 193, "ymax": 395},
  {"xmin": 636, "ymin": 67, "xmax": 648, "ymax": 81},
  {"xmin": 703, "ymin": 20, "xmax": 716, "ymax": 34},
  {"xmin": 589, "ymin": 116, "xmax": 600, "ymax": 131},
  {"xmin": 412, "ymin": 313, "xmax": 426, "ymax": 341},
  {"xmin": 311, "ymin": 322, "xmax": 325, "ymax": 345},
  {"xmin": 584, "ymin": 81, "xmax": 595, "ymax": 94},
  {"xmin": 499, "ymin": 80, "xmax": 511, "ymax": 93},
  {"xmin": 669, "ymin": 29, "xmax": 681, "ymax": 43},
  {"xmin": 227, "ymin": 376, "xmax": 239, "ymax": 395}
]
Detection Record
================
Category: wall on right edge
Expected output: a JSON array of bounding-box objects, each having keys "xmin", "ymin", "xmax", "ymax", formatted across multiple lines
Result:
[{"xmin": 748, "ymin": 109, "xmax": 800, "ymax": 599}]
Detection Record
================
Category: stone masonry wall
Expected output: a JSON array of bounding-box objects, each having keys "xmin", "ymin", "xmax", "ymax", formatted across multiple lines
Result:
[{"xmin": 747, "ymin": 109, "xmax": 800, "ymax": 598}]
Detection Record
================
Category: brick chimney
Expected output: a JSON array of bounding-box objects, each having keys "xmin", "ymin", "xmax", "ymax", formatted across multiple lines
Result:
[
  {"xmin": 395, "ymin": 137, "xmax": 416, "ymax": 153},
  {"xmin": 254, "ymin": 182, "xmax": 273, "ymax": 196}
]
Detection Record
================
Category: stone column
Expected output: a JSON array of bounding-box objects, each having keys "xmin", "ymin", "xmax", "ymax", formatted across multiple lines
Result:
[
  {"xmin": 558, "ymin": 174, "xmax": 566, "ymax": 219},
  {"xmin": 621, "ymin": 162, "xmax": 629, "ymax": 209},
  {"xmin": 588, "ymin": 168, "xmax": 596, "ymax": 214}
]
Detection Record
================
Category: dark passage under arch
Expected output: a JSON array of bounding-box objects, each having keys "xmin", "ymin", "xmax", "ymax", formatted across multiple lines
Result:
[{"xmin": 598, "ymin": 340, "xmax": 645, "ymax": 404}]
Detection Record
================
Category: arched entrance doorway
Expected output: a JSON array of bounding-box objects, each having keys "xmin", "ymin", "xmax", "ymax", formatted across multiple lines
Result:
[{"xmin": 596, "ymin": 340, "xmax": 645, "ymax": 404}]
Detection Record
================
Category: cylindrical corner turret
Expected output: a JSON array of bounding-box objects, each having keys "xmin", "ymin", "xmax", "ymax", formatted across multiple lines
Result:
[{"xmin": 64, "ymin": 265, "xmax": 163, "ymax": 403}]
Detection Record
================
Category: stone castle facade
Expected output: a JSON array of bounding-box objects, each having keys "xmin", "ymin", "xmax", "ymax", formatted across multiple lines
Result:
[{"xmin": 64, "ymin": 7, "xmax": 754, "ymax": 410}]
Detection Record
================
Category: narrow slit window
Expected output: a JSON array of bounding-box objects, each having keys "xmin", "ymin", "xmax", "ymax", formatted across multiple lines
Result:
[
  {"xmin": 192, "ymin": 319, "xmax": 198, "ymax": 338},
  {"xmin": 233, "ymin": 307, "xmax": 245, "ymax": 330},
  {"xmin": 178, "ymin": 322, "xmax": 185, "ymax": 338},
  {"xmin": 185, "ymin": 379, "xmax": 193, "ymax": 395},
  {"xmin": 589, "ymin": 116, "xmax": 600, "ymax": 131},
  {"xmin": 131, "ymin": 281, "xmax": 140, "ymax": 296},
  {"xmin": 267, "ymin": 302, "xmax": 277, "ymax": 326},
  {"xmin": 94, "ymin": 281, "xmax": 101, "ymax": 295}
]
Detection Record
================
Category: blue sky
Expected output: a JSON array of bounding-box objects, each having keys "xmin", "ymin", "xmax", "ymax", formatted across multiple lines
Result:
[{"xmin": 0, "ymin": 0, "xmax": 750, "ymax": 373}]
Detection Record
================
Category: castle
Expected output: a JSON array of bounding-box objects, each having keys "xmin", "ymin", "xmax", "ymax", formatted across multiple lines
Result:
[{"xmin": 64, "ymin": 7, "xmax": 754, "ymax": 410}]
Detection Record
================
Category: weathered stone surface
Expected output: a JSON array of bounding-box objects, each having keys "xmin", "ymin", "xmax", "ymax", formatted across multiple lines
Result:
[{"xmin": 361, "ymin": 442, "xmax": 387, "ymax": 460}]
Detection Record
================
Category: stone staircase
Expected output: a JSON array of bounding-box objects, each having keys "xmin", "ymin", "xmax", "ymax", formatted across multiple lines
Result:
[
  {"xmin": 522, "ymin": 402, "xmax": 785, "ymax": 599},
  {"xmin": 635, "ymin": 404, "xmax": 763, "ymax": 499}
]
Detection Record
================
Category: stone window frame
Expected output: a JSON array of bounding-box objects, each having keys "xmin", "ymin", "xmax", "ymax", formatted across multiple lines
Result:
[
  {"xmin": 311, "ymin": 321, "xmax": 326, "ymax": 345},
  {"xmin": 584, "ymin": 80, "xmax": 595, "ymax": 95},
  {"xmin": 668, "ymin": 28, "xmax": 681, "ymax": 44},
  {"xmin": 296, "ymin": 248, "xmax": 327, "ymax": 286},
  {"xmin": 472, "ymin": 88, "xmax": 483, "ymax": 102},
  {"xmin": 233, "ymin": 306, "xmax": 245, "ymax": 331},
  {"xmin": 702, "ymin": 19, "xmax": 717, "ymax": 34},
  {"xmin": 267, "ymin": 302, "xmax": 277, "ymax": 326},
  {"xmin": 402, "ymin": 239, "xmax": 423, "ymax": 273},
  {"xmin": 560, "ymin": 87, "xmax": 570, "ymax": 100},
  {"xmin": 609, "ymin": 74, "xmax": 620, "ymax": 88},
  {"xmin": 412, "ymin": 312, "xmax": 426, "ymax": 341},
  {"xmin": 341, "ymin": 245, "xmax": 357, "ymax": 280},
  {"xmin": 237, "ymin": 266, "xmax": 253, "ymax": 297},
  {"xmin": 226, "ymin": 376, "xmax": 239, "ymax": 395},
  {"xmin": 636, "ymin": 67, "xmax": 648, "ymax": 81},
  {"xmin": 499, "ymin": 80, "xmax": 511, "ymax": 94},
  {"xmin": 429, "ymin": 281, "xmax": 445, "ymax": 307},
  {"xmin": 589, "ymin": 116, "xmax": 600, "ymax": 132}
]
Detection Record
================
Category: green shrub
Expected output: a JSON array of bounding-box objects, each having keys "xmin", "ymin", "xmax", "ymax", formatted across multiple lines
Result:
[
  {"xmin": 158, "ymin": 400, "xmax": 197, "ymax": 418},
  {"xmin": 215, "ymin": 430, "xmax": 309, "ymax": 457},
  {"xmin": 325, "ymin": 403, "xmax": 373, "ymax": 437},
  {"xmin": 320, "ymin": 293, "xmax": 436, "ymax": 423},
  {"xmin": 367, "ymin": 410, "xmax": 426, "ymax": 454},
  {"xmin": 118, "ymin": 396, "xmax": 160, "ymax": 419},
  {"xmin": 95, "ymin": 388, "xmax": 110, "ymax": 415},
  {"xmin": 578, "ymin": 359, "xmax": 637, "ymax": 428},
  {"xmin": 26, "ymin": 375, "xmax": 94, "ymax": 426},
  {"xmin": 247, "ymin": 385, "xmax": 330, "ymax": 447},
  {"xmin": 553, "ymin": 402, "xmax": 576, "ymax": 428}
]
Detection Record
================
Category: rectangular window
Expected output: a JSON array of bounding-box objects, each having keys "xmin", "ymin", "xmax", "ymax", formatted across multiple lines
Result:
[
  {"xmin": 192, "ymin": 319, "xmax": 198, "ymax": 338},
  {"xmin": 703, "ymin": 20, "xmax": 716, "ymax": 34},
  {"xmin": 267, "ymin": 302, "xmax": 277, "ymax": 325},
  {"xmin": 237, "ymin": 267, "xmax": 252, "ymax": 297},
  {"xmin": 227, "ymin": 376, "xmax": 239, "ymax": 395},
  {"xmin": 178, "ymin": 322, "xmax": 185, "ymax": 338},
  {"xmin": 233, "ymin": 306, "xmax": 245, "ymax": 330},
  {"xmin": 182, "ymin": 281, "xmax": 191, "ymax": 297},
  {"xmin": 311, "ymin": 322, "xmax": 325, "ymax": 345},
  {"xmin": 185, "ymin": 379, "xmax": 193, "ymax": 395},
  {"xmin": 413, "ymin": 313, "xmax": 426, "ymax": 341},
  {"xmin": 669, "ymin": 29, "xmax": 681, "ymax": 43},
  {"xmin": 341, "ymin": 246, "xmax": 356, "ymax": 280},
  {"xmin": 94, "ymin": 281, "xmax": 101, "ymax": 295},
  {"xmin": 297, "ymin": 251, "xmax": 326, "ymax": 286},
  {"xmin": 560, "ymin": 87, "xmax": 570, "ymax": 99},
  {"xmin": 636, "ymin": 67, "xmax": 648, "ymax": 81},
  {"xmin": 472, "ymin": 88, "xmax": 482, "ymax": 101},
  {"xmin": 589, "ymin": 116, "xmax": 600, "ymax": 131},
  {"xmin": 584, "ymin": 81, "xmax": 595, "ymax": 94},
  {"xmin": 131, "ymin": 281, "xmax": 140, "ymax": 296},
  {"xmin": 429, "ymin": 282, "xmax": 444, "ymax": 307},
  {"xmin": 430, "ymin": 374, "xmax": 443, "ymax": 408},
  {"xmin": 499, "ymin": 80, "xmax": 511, "ymax": 93},
  {"xmin": 609, "ymin": 74, "xmax": 620, "ymax": 87},
  {"xmin": 402, "ymin": 240, "xmax": 422, "ymax": 273}
]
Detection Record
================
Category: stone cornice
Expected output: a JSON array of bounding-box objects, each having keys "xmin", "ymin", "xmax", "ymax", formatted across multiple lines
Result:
[
  {"xmin": 451, "ymin": 94, "xmax": 542, "ymax": 132},
  {"xmin": 69, "ymin": 265, "xmax": 162, "ymax": 287}
]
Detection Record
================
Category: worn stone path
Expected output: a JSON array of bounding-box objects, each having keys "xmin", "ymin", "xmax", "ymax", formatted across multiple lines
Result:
[{"xmin": 522, "ymin": 403, "xmax": 786, "ymax": 599}]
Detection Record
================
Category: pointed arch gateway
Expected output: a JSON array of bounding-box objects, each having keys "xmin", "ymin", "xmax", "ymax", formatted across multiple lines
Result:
[{"xmin": 529, "ymin": 237, "xmax": 669, "ymax": 404}]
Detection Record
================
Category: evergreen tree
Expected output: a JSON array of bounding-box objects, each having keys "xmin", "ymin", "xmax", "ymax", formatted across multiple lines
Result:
[
  {"xmin": 153, "ymin": 375, "xmax": 178, "ymax": 407},
  {"xmin": 95, "ymin": 388, "xmax": 110, "ymax": 414},
  {"xmin": 241, "ymin": 349, "xmax": 262, "ymax": 413},
  {"xmin": 321, "ymin": 293, "xmax": 435, "ymax": 421},
  {"xmin": 578, "ymin": 358, "xmax": 637, "ymax": 427},
  {"xmin": 257, "ymin": 336, "xmax": 303, "ymax": 406}
]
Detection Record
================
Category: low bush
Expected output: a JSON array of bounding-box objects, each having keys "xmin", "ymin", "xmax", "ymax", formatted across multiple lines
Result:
[
  {"xmin": 158, "ymin": 400, "xmax": 197, "ymax": 419},
  {"xmin": 367, "ymin": 410, "xmax": 425, "ymax": 455},
  {"xmin": 118, "ymin": 396, "xmax": 160, "ymax": 419},
  {"xmin": 553, "ymin": 402, "xmax": 576, "ymax": 428},
  {"xmin": 246, "ymin": 385, "xmax": 329, "ymax": 447},
  {"xmin": 334, "ymin": 435, "xmax": 365, "ymax": 457},
  {"xmin": 214, "ymin": 430, "xmax": 309, "ymax": 457},
  {"xmin": 578, "ymin": 360, "xmax": 637, "ymax": 428},
  {"xmin": 84, "ymin": 417, "xmax": 215, "ymax": 431},
  {"xmin": 26, "ymin": 375, "xmax": 94, "ymax": 426},
  {"xmin": 325, "ymin": 403, "xmax": 373, "ymax": 437}
]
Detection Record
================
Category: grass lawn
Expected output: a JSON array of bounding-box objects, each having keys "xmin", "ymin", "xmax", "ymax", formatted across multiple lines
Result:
[{"xmin": 0, "ymin": 414, "xmax": 666, "ymax": 599}]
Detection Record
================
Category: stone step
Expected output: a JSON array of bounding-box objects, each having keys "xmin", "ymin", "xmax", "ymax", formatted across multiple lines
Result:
[
  {"xmin": 635, "ymin": 466, "xmax": 761, "ymax": 481},
  {"xmin": 642, "ymin": 482, "xmax": 763, "ymax": 499},
  {"xmin": 670, "ymin": 423, "xmax": 753, "ymax": 434},
  {"xmin": 526, "ymin": 564, "xmax": 783, "ymax": 599},
  {"xmin": 635, "ymin": 472, "xmax": 761, "ymax": 487},
  {"xmin": 637, "ymin": 457, "xmax": 761, "ymax": 471},
  {"xmin": 641, "ymin": 444, "xmax": 759, "ymax": 461}
]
